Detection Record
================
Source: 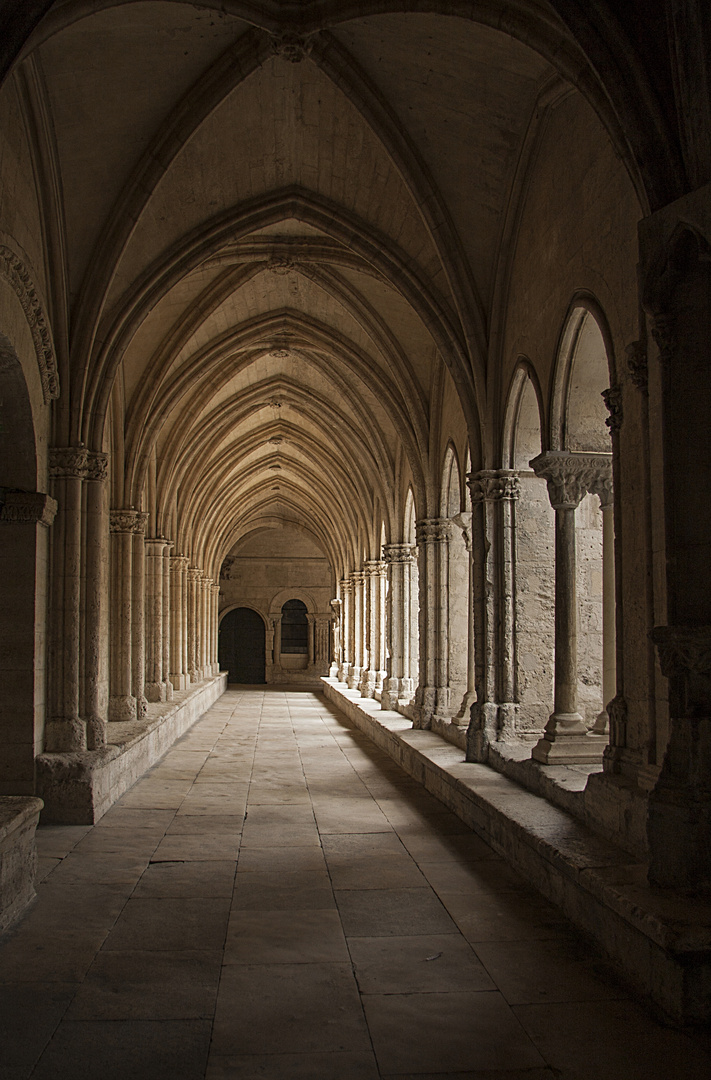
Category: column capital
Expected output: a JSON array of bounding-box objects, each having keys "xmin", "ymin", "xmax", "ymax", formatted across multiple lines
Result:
[
  {"xmin": 145, "ymin": 537, "xmax": 169, "ymax": 556},
  {"xmin": 350, "ymin": 570, "xmax": 366, "ymax": 585},
  {"xmin": 363, "ymin": 559, "xmax": 387, "ymax": 577},
  {"xmin": 416, "ymin": 517, "xmax": 451, "ymax": 544},
  {"xmin": 651, "ymin": 625, "xmax": 711, "ymax": 682},
  {"xmin": 49, "ymin": 446, "xmax": 89, "ymax": 478},
  {"xmin": 0, "ymin": 490, "xmax": 57, "ymax": 526},
  {"xmin": 187, "ymin": 566, "xmax": 202, "ymax": 581},
  {"xmin": 382, "ymin": 543, "xmax": 416, "ymax": 564},
  {"xmin": 625, "ymin": 339, "xmax": 648, "ymax": 390},
  {"xmin": 211, "ymin": 583, "xmax": 220, "ymax": 596},
  {"xmin": 110, "ymin": 508, "xmax": 149, "ymax": 534},
  {"xmin": 467, "ymin": 470, "xmax": 520, "ymax": 503},
  {"xmin": 339, "ymin": 577, "xmax": 354, "ymax": 594},
  {"xmin": 85, "ymin": 451, "xmax": 109, "ymax": 482},
  {"xmin": 170, "ymin": 554, "xmax": 190, "ymax": 571},
  {"xmin": 529, "ymin": 451, "xmax": 612, "ymax": 511}
]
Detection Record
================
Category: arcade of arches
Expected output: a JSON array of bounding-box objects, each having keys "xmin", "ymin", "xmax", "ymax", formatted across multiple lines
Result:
[{"xmin": 1, "ymin": 0, "xmax": 711, "ymax": 1031}]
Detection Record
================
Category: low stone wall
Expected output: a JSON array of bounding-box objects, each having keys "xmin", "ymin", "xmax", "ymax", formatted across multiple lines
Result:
[
  {"xmin": 0, "ymin": 796, "xmax": 43, "ymax": 932},
  {"xmin": 36, "ymin": 674, "xmax": 227, "ymax": 824},
  {"xmin": 322, "ymin": 678, "xmax": 711, "ymax": 1024}
]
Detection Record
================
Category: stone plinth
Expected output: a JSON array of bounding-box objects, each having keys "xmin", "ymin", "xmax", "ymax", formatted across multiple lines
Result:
[
  {"xmin": 36, "ymin": 674, "xmax": 227, "ymax": 824},
  {"xmin": 0, "ymin": 796, "xmax": 43, "ymax": 932}
]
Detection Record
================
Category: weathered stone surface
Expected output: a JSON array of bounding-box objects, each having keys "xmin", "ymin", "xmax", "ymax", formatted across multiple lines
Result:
[{"xmin": 0, "ymin": 795, "xmax": 43, "ymax": 931}]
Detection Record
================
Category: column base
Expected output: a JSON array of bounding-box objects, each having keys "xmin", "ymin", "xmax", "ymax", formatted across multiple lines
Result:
[
  {"xmin": 145, "ymin": 681, "xmax": 169, "ymax": 703},
  {"xmin": 532, "ymin": 713, "xmax": 606, "ymax": 764},
  {"xmin": 44, "ymin": 717, "xmax": 87, "ymax": 753},
  {"xmin": 84, "ymin": 715, "xmax": 107, "ymax": 750},
  {"xmin": 109, "ymin": 695, "xmax": 136, "ymax": 722},
  {"xmin": 359, "ymin": 669, "xmax": 376, "ymax": 698},
  {"xmin": 346, "ymin": 666, "xmax": 362, "ymax": 690},
  {"xmin": 466, "ymin": 701, "xmax": 499, "ymax": 762},
  {"xmin": 170, "ymin": 673, "xmax": 190, "ymax": 690}
]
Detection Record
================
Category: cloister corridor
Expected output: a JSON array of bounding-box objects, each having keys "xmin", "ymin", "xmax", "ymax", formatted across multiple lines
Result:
[{"xmin": 2, "ymin": 687, "xmax": 710, "ymax": 1080}]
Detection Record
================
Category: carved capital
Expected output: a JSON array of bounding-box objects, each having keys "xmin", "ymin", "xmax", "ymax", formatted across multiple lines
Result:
[
  {"xmin": 170, "ymin": 554, "xmax": 190, "ymax": 571},
  {"xmin": 109, "ymin": 509, "xmax": 148, "ymax": 534},
  {"xmin": 0, "ymin": 245, "xmax": 59, "ymax": 403},
  {"xmin": 364, "ymin": 559, "xmax": 387, "ymax": 578},
  {"xmin": 145, "ymin": 537, "xmax": 168, "ymax": 556},
  {"xmin": 339, "ymin": 578, "xmax": 354, "ymax": 595},
  {"xmin": 49, "ymin": 446, "xmax": 88, "ymax": 479},
  {"xmin": 416, "ymin": 518, "xmax": 451, "ymax": 545},
  {"xmin": 601, "ymin": 386, "xmax": 623, "ymax": 433},
  {"xmin": 187, "ymin": 567, "xmax": 203, "ymax": 581},
  {"xmin": 467, "ymin": 470, "xmax": 520, "ymax": 503},
  {"xmin": 351, "ymin": 571, "xmax": 366, "ymax": 586},
  {"xmin": 382, "ymin": 543, "xmax": 416, "ymax": 564},
  {"xmin": 625, "ymin": 339, "xmax": 648, "ymax": 390},
  {"xmin": 85, "ymin": 451, "xmax": 109, "ymax": 482},
  {"xmin": 651, "ymin": 625, "xmax": 711, "ymax": 681},
  {"xmin": 0, "ymin": 490, "xmax": 57, "ymax": 526},
  {"xmin": 529, "ymin": 451, "xmax": 612, "ymax": 511}
]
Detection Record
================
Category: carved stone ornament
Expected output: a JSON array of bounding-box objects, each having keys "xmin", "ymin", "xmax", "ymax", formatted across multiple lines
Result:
[
  {"xmin": 171, "ymin": 554, "xmax": 190, "ymax": 571},
  {"xmin": 364, "ymin": 559, "xmax": 387, "ymax": 577},
  {"xmin": 0, "ymin": 490, "xmax": 57, "ymax": 526},
  {"xmin": 49, "ymin": 446, "xmax": 89, "ymax": 479},
  {"xmin": 85, "ymin": 451, "xmax": 109, "ymax": 482},
  {"xmin": 267, "ymin": 257, "xmax": 297, "ymax": 275},
  {"xmin": 339, "ymin": 578, "xmax": 353, "ymax": 594},
  {"xmin": 188, "ymin": 567, "xmax": 203, "ymax": 581},
  {"xmin": 601, "ymin": 386, "xmax": 623, "ymax": 433},
  {"xmin": 651, "ymin": 625, "xmax": 711, "ymax": 681},
  {"xmin": 382, "ymin": 543, "xmax": 416, "ymax": 564},
  {"xmin": 416, "ymin": 518, "xmax": 451, "ymax": 545},
  {"xmin": 467, "ymin": 470, "xmax": 520, "ymax": 503},
  {"xmin": 351, "ymin": 571, "xmax": 366, "ymax": 585},
  {"xmin": 220, "ymin": 556, "xmax": 235, "ymax": 579},
  {"xmin": 625, "ymin": 339, "xmax": 648, "ymax": 389},
  {"xmin": 271, "ymin": 32, "xmax": 313, "ymax": 63},
  {"xmin": 529, "ymin": 451, "xmax": 612, "ymax": 511},
  {"xmin": 109, "ymin": 509, "xmax": 148, "ymax": 534},
  {"xmin": 0, "ymin": 245, "xmax": 59, "ymax": 403}
]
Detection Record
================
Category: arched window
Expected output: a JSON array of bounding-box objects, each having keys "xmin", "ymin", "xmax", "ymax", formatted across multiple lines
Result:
[{"xmin": 281, "ymin": 598, "xmax": 308, "ymax": 653}]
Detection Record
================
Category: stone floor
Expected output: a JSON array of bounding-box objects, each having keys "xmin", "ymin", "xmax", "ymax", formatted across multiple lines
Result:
[{"xmin": 2, "ymin": 689, "xmax": 710, "ymax": 1080}]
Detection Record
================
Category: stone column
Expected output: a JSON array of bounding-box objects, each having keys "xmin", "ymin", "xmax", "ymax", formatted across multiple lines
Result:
[
  {"xmin": 451, "ymin": 512, "xmax": 477, "ymax": 727},
  {"xmin": 108, "ymin": 510, "xmax": 138, "ymax": 721},
  {"xmin": 329, "ymin": 598, "xmax": 341, "ymax": 677},
  {"xmin": 200, "ymin": 576, "xmax": 211, "ymax": 677},
  {"xmin": 465, "ymin": 472, "xmax": 521, "ymax": 760},
  {"xmin": 529, "ymin": 452, "xmax": 611, "ymax": 764},
  {"xmin": 315, "ymin": 616, "xmax": 331, "ymax": 670},
  {"xmin": 272, "ymin": 615, "xmax": 282, "ymax": 668},
  {"xmin": 338, "ymin": 579, "xmax": 352, "ymax": 682},
  {"xmin": 144, "ymin": 537, "xmax": 169, "ymax": 701},
  {"xmin": 82, "ymin": 452, "xmax": 109, "ymax": 749},
  {"xmin": 211, "ymin": 584, "xmax": 220, "ymax": 674},
  {"xmin": 347, "ymin": 571, "xmax": 365, "ymax": 689},
  {"xmin": 169, "ymin": 555, "xmax": 189, "ymax": 689},
  {"xmin": 360, "ymin": 560, "xmax": 386, "ymax": 697},
  {"xmin": 187, "ymin": 567, "xmax": 201, "ymax": 683},
  {"xmin": 413, "ymin": 519, "xmax": 451, "ymax": 728},
  {"xmin": 590, "ymin": 483, "xmax": 615, "ymax": 735},
  {"xmin": 131, "ymin": 514, "xmax": 149, "ymax": 718},
  {"xmin": 381, "ymin": 544, "xmax": 416, "ymax": 709},
  {"xmin": 46, "ymin": 448, "xmax": 88, "ymax": 751},
  {"xmin": 162, "ymin": 542, "xmax": 174, "ymax": 698},
  {"xmin": 0, "ymin": 491, "xmax": 57, "ymax": 785},
  {"xmin": 375, "ymin": 560, "xmax": 388, "ymax": 695}
]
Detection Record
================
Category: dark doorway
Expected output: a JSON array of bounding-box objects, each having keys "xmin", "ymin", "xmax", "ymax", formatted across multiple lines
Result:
[{"xmin": 218, "ymin": 607, "xmax": 266, "ymax": 683}]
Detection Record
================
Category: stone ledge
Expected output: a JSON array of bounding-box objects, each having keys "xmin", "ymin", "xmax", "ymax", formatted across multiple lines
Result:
[
  {"xmin": 36, "ymin": 674, "xmax": 227, "ymax": 824},
  {"xmin": 0, "ymin": 796, "xmax": 43, "ymax": 933},
  {"xmin": 322, "ymin": 678, "xmax": 711, "ymax": 1023}
]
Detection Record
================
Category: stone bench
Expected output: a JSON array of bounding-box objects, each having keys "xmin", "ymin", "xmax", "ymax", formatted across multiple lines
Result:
[{"xmin": 0, "ymin": 796, "xmax": 43, "ymax": 933}]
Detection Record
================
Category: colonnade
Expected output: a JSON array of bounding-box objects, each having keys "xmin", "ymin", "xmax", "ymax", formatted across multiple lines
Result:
[{"xmin": 42, "ymin": 469, "xmax": 221, "ymax": 754}]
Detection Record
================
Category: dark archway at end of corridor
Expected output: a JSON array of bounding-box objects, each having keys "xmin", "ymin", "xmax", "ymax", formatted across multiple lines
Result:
[{"xmin": 219, "ymin": 607, "xmax": 266, "ymax": 684}]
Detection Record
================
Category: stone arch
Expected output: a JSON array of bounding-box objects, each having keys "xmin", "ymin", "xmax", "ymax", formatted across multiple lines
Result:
[{"xmin": 217, "ymin": 605, "xmax": 266, "ymax": 684}]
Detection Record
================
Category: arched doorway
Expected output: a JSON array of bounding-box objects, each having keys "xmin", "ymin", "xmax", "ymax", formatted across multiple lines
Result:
[{"xmin": 218, "ymin": 608, "xmax": 266, "ymax": 684}]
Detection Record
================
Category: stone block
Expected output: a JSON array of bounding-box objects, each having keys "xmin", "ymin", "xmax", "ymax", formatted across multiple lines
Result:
[{"xmin": 0, "ymin": 795, "xmax": 43, "ymax": 932}]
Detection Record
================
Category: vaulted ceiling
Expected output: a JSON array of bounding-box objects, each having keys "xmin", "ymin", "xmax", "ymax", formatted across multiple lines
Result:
[{"xmin": 10, "ymin": 1, "xmax": 623, "ymax": 574}]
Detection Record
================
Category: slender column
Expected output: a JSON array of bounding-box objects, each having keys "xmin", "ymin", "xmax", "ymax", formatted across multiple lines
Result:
[
  {"xmin": 530, "ymin": 452, "xmax": 611, "ymax": 764},
  {"xmin": 338, "ymin": 579, "xmax": 352, "ymax": 682},
  {"xmin": 451, "ymin": 513, "xmax": 477, "ymax": 727},
  {"xmin": 144, "ymin": 538, "xmax": 168, "ymax": 701},
  {"xmin": 381, "ymin": 544, "xmax": 416, "ymax": 708},
  {"xmin": 347, "ymin": 572, "xmax": 365, "ymax": 689},
  {"xmin": 187, "ymin": 567, "xmax": 201, "ymax": 683},
  {"xmin": 375, "ymin": 560, "xmax": 387, "ymax": 693},
  {"xmin": 590, "ymin": 487, "xmax": 615, "ymax": 734},
  {"xmin": 108, "ymin": 510, "xmax": 138, "ymax": 721},
  {"xmin": 200, "ymin": 577, "xmax": 211, "ymax": 677},
  {"xmin": 83, "ymin": 452, "xmax": 109, "ymax": 748},
  {"xmin": 315, "ymin": 616, "xmax": 331, "ymax": 669},
  {"xmin": 46, "ymin": 448, "xmax": 88, "ymax": 751},
  {"xmin": 180, "ymin": 559, "xmax": 189, "ymax": 681},
  {"xmin": 162, "ymin": 542, "xmax": 174, "ymax": 698},
  {"xmin": 272, "ymin": 615, "xmax": 282, "ymax": 666},
  {"xmin": 131, "ymin": 513, "xmax": 149, "ymax": 718},
  {"xmin": 306, "ymin": 614, "xmax": 316, "ymax": 665},
  {"xmin": 329, "ymin": 598, "xmax": 341, "ymax": 677},
  {"xmin": 360, "ymin": 561, "xmax": 385, "ymax": 697},
  {"xmin": 211, "ymin": 584, "xmax": 220, "ymax": 673},
  {"xmin": 169, "ymin": 555, "xmax": 189, "ymax": 689},
  {"xmin": 413, "ymin": 519, "xmax": 450, "ymax": 728}
]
